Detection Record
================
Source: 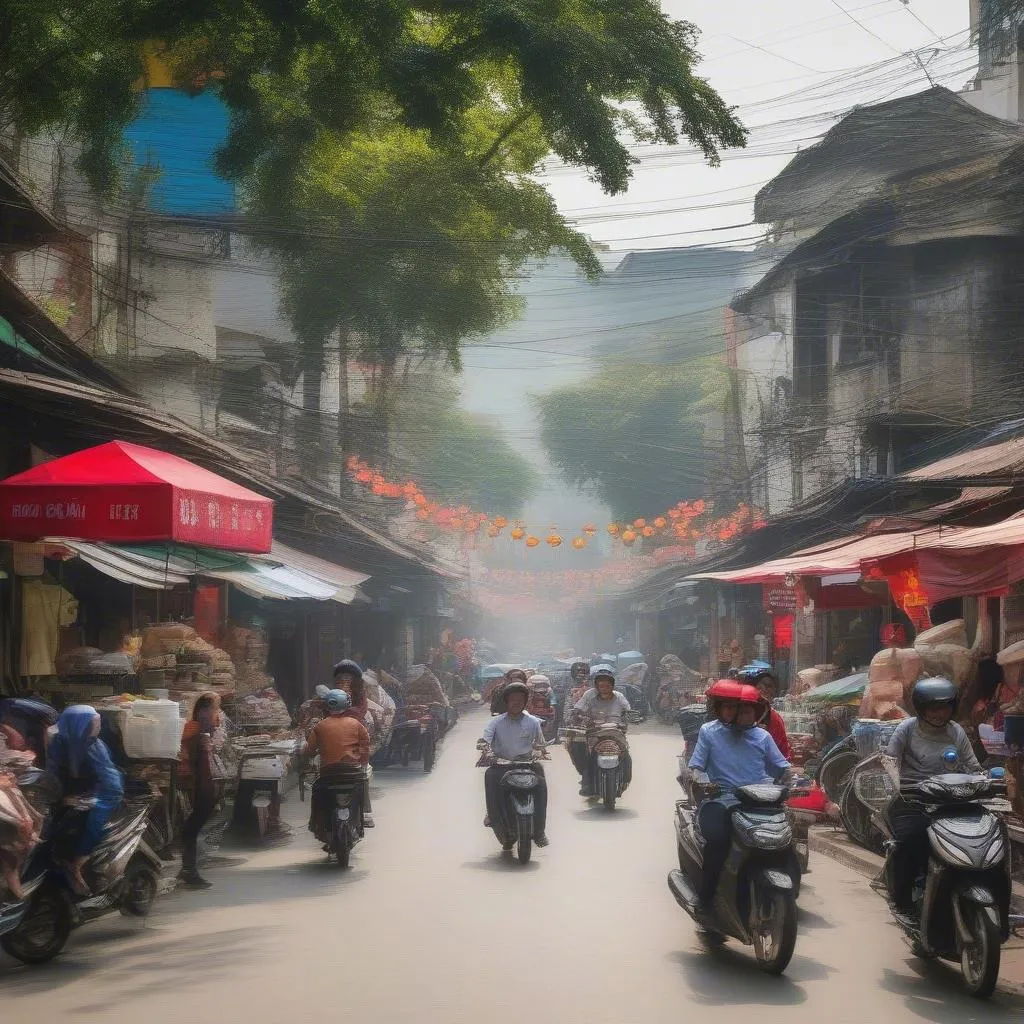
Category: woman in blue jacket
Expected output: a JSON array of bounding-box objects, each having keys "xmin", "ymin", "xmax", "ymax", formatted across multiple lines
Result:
[{"xmin": 48, "ymin": 705, "xmax": 124, "ymax": 894}]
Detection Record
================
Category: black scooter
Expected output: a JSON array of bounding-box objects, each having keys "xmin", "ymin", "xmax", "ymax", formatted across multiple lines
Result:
[
  {"xmin": 2, "ymin": 795, "xmax": 163, "ymax": 965},
  {"xmin": 669, "ymin": 778, "xmax": 799, "ymax": 975},
  {"xmin": 867, "ymin": 759, "xmax": 1012, "ymax": 999},
  {"xmin": 478, "ymin": 743, "xmax": 548, "ymax": 865}
]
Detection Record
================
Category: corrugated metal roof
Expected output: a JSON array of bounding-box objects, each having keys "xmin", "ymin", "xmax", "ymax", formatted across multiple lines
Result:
[
  {"xmin": 267, "ymin": 541, "xmax": 369, "ymax": 598},
  {"xmin": 58, "ymin": 540, "xmax": 192, "ymax": 589},
  {"xmin": 902, "ymin": 437, "xmax": 1024, "ymax": 482}
]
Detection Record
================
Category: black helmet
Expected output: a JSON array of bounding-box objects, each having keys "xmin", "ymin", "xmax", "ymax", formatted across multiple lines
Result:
[
  {"xmin": 911, "ymin": 677, "xmax": 957, "ymax": 715},
  {"xmin": 498, "ymin": 681, "xmax": 530, "ymax": 710},
  {"xmin": 333, "ymin": 659, "xmax": 363, "ymax": 681}
]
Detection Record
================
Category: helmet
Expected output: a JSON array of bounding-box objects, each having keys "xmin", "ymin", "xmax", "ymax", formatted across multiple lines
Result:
[
  {"xmin": 324, "ymin": 689, "xmax": 352, "ymax": 714},
  {"xmin": 737, "ymin": 684, "xmax": 762, "ymax": 705},
  {"xmin": 505, "ymin": 668, "xmax": 528, "ymax": 684},
  {"xmin": 498, "ymin": 681, "xmax": 530, "ymax": 710},
  {"xmin": 332, "ymin": 659, "xmax": 363, "ymax": 681},
  {"xmin": 911, "ymin": 677, "xmax": 957, "ymax": 715},
  {"xmin": 570, "ymin": 660, "xmax": 590, "ymax": 679},
  {"xmin": 528, "ymin": 674, "xmax": 551, "ymax": 691},
  {"xmin": 738, "ymin": 664, "xmax": 776, "ymax": 687},
  {"xmin": 590, "ymin": 663, "xmax": 616, "ymax": 684},
  {"xmin": 706, "ymin": 679, "xmax": 744, "ymax": 702}
]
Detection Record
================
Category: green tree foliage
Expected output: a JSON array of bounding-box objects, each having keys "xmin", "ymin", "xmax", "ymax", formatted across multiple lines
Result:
[
  {"xmin": 534, "ymin": 359, "xmax": 732, "ymax": 520},
  {"xmin": 388, "ymin": 372, "xmax": 540, "ymax": 513}
]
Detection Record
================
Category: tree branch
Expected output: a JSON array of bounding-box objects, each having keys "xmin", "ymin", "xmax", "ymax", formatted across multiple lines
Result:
[{"xmin": 478, "ymin": 108, "xmax": 534, "ymax": 169}]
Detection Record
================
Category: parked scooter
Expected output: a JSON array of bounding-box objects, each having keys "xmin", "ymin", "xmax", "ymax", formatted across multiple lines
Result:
[
  {"xmin": 310, "ymin": 763, "xmax": 369, "ymax": 869},
  {"xmin": 668, "ymin": 776, "xmax": 800, "ymax": 975},
  {"xmin": 863, "ymin": 751, "xmax": 1012, "ymax": 999},
  {"xmin": 2, "ymin": 792, "xmax": 163, "ymax": 965},
  {"xmin": 477, "ymin": 743, "xmax": 547, "ymax": 864}
]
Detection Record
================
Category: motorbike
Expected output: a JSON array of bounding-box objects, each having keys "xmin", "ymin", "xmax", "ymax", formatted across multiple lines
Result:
[
  {"xmin": 477, "ymin": 743, "xmax": 547, "ymax": 864},
  {"xmin": 669, "ymin": 776, "xmax": 800, "ymax": 975},
  {"xmin": 385, "ymin": 704, "xmax": 439, "ymax": 772},
  {"xmin": 2, "ymin": 791, "xmax": 163, "ymax": 965},
  {"xmin": 861, "ymin": 753, "xmax": 1013, "ymax": 999},
  {"xmin": 310, "ymin": 763, "xmax": 368, "ymax": 869},
  {"xmin": 563, "ymin": 715, "xmax": 631, "ymax": 810}
]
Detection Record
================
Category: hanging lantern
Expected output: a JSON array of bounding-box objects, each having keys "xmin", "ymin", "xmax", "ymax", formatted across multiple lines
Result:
[
  {"xmin": 668, "ymin": 508, "xmax": 681, "ymax": 520},
  {"xmin": 621, "ymin": 529, "xmax": 638, "ymax": 547},
  {"xmin": 582, "ymin": 523, "xmax": 597, "ymax": 537},
  {"xmin": 607, "ymin": 523, "xmax": 621, "ymax": 537},
  {"xmin": 547, "ymin": 533, "xmax": 562, "ymax": 548},
  {"xmin": 572, "ymin": 537, "xmax": 587, "ymax": 550},
  {"xmin": 494, "ymin": 515, "xmax": 508, "ymax": 529},
  {"xmin": 633, "ymin": 517, "xmax": 647, "ymax": 529},
  {"xmin": 450, "ymin": 518, "xmax": 463, "ymax": 530},
  {"xmin": 487, "ymin": 525, "xmax": 500, "ymax": 538},
  {"xmin": 654, "ymin": 516, "xmax": 667, "ymax": 529},
  {"xmin": 416, "ymin": 509, "xmax": 431, "ymax": 521},
  {"xmin": 511, "ymin": 527, "xmax": 526, "ymax": 541},
  {"xmin": 526, "ymin": 536, "xmax": 540, "ymax": 548},
  {"xmin": 413, "ymin": 492, "xmax": 428, "ymax": 507},
  {"xmin": 642, "ymin": 526, "xmax": 655, "ymax": 538}
]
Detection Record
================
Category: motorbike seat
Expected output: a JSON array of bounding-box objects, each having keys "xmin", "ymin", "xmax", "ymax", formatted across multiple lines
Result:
[{"xmin": 736, "ymin": 783, "xmax": 787, "ymax": 807}]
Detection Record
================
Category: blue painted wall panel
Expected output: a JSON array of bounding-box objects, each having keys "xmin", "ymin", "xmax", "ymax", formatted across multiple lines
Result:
[{"xmin": 123, "ymin": 89, "xmax": 236, "ymax": 216}]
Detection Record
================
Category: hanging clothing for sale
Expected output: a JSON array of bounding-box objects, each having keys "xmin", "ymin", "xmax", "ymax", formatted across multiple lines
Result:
[{"xmin": 20, "ymin": 579, "xmax": 78, "ymax": 676}]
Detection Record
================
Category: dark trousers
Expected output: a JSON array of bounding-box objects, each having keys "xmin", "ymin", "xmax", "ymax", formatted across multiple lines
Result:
[
  {"xmin": 484, "ymin": 764, "xmax": 547, "ymax": 836},
  {"xmin": 885, "ymin": 797, "xmax": 931, "ymax": 910},
  {"xmin": 697, "ymin": 796, "xmax": 739, "ymax": 905},
  {"xmin": 182, "ymin": 791, "xmax": 217, "ymax": 873}
]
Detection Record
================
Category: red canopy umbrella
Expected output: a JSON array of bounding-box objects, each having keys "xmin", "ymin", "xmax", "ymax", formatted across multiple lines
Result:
[{"xmin": 0, "ymin": 441, "xmax": 273, "ymax": 553}]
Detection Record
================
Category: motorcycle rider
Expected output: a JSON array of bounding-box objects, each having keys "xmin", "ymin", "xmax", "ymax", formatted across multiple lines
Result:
[
  {"xmin": 884, "ymin": 677, "xmax": 981, "ymax": 923},
  {"xmin": 331, "ymin": 660, "xmax": 374, "ymax": 827},
  {"xmin": 304, "ymin": 689, "xmax": 371, "ymax": 842},
  {"xmin": 687, "ymin": 682, "xmax": 792, "ymax": 912},
  {"xmin": 738, "ymin": 666, "xmax": 793, "ymax": 760},
  {"xmin": 479, "ymin": 680, "xmax": 549, "ymax": 847},
  {"xmin": 572, "ymin": 665, "xmax": 631, "ymax": 796},
  {"xmin": 47, "ymin": 705, "xmax": 125, "ymax": 896}
]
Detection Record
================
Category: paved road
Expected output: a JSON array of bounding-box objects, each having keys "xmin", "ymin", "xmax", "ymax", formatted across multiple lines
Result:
[{"xmin": 4, "ymin": 713, "xmax": 1024, "ymax": 1021}]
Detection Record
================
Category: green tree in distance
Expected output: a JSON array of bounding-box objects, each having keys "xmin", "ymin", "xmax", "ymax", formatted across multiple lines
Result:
[
  {"xmin": 387, "ymin": 371, "xmax": 540, "ymax": 514},
  {"xmin": 534, "ymin": 358, "xmax": 733, "ymax": 521}
]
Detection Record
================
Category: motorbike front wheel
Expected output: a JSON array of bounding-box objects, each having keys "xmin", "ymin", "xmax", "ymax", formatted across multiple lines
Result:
[
  {"xmin": 601, "ymin": 771, "xmax": 617, "ymax": 811},
  {"xmin": 960, "ymin": 905, "xmax": 1001, "ymax": 999},
  {"xmin": 751, "ymin": 889, "xmax": 797, "ymax": 975},
  {"xmin": 1, "ymin": 888, "xmax": 72, "ymax": 965},
  {"xmin": 516, "ymin": 815, "xmax": 532, "ymax": 865}
]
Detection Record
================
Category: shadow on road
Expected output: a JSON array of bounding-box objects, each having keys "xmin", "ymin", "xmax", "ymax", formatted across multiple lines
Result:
[
  {"xmin": 880, "ymin": 958, "xmax": 1024, "ymax": 1020},
  {"xmin": 572, "ymin": 806, "xmax": 640, "ymax": 821},
  {"xmin": 0, "ymin": 925, "xmax": 259, "ymax": 1000},
  {"xmin": 461, "ymin": 855, "xmax": 541, "ymax": 874},
  {"xmin": 669, "ymin": 946, "xmax": 818, "ymax": 1004},
  {"xmin": 797, "ymin": 907, "xmax": 834, "ymax": 930}
]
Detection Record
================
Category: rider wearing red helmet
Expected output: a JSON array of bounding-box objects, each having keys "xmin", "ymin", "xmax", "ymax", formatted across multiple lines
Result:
[{"xmin": 688, "ymin": 681, "xmax": 792, "ymax": 912}]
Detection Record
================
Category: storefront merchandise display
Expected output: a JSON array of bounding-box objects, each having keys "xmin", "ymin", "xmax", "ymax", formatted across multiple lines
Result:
[{"xmin": 20, "ymin": 578, "xmax": 78, "ymax": 676}]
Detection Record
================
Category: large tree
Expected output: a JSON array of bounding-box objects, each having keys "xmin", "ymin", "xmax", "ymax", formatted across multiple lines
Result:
[{"xmin": 534, "ymin": 358, "xmax": 735, "ymax": 521}]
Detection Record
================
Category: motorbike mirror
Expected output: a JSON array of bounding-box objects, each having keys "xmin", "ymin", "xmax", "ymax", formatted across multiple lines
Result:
[
  {"xmin": 941, "ymin": 746, "xmax": 959, "ymax": 765},
  {"xmin": 990, "ymin": 766, "xmax": 1006, "ymax": 780}
]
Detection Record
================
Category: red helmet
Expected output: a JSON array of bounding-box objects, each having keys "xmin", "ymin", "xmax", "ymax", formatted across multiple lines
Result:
[
  {"xmin": 706, "ymin": 679, "xmax": 744, "ymax": 702},
  {"xmin": 737, "ymin": 684, "xmax": 762, "ymax": 705}
]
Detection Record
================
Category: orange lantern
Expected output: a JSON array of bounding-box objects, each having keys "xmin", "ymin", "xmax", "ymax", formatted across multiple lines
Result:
[
  {"xmin": 494, "ymin": 515, "xmax": 508, "ymax": 529},
  {"xmin": 668, "ymin": 508, "xmax": 681, "ymax": 520},
  {"xmin": 607, "ymin": 523, "xmax": 621, "ymax": 537},
  {"xmin": 413, "ymin": 492, "xmax": 428, "ymax": 507},
  {"xmin": 633, "ymin": 518, "xmax": 647, "ymax": 529},
  {"xmin": 642, "ymin": 526, "xmax": 655, "ymax": 538},
  {"xmin": 583, "ymin": 523, "xmax": 597, "ymax": 537},
  {"xmin": 416, "ymin": 509, "xmax": 431, "ymax": 521},
  {"xmin": 572, "ymin": 537, "xmax": 587, "ymax": 550},
  {"xmin": 355, "ymin": 469, "xmax": 373, "ymax": 484},
  {"xmin": 450, "ymin": 518, "xmax": 463, "ymax": 530},
  {"xmin": 526, "ymin": 536, "xmax": 540, "ymax": 548},
  {"xmin": 511, "ymin": 527, "xmax": 526, "ymax": 541},
  {"xmin": 547, "ymin": 533, "xmax": 562, "ymax": 548},
  {"xmin": 621, "ymin": 529, "xmax": 638, "ymax": 546},
  {"xmin": 487, "ymin": 525, "xmax": 500, "ymax": 538},
  {"xmin": 654, "ymin": 516, "xmax": 667, "ymax": 529}
]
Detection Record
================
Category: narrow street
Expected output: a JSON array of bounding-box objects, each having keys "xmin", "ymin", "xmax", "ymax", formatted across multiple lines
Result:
[{"xmin": 3, "ymin": 713, "xmax": 1023, "ymax": 1021}]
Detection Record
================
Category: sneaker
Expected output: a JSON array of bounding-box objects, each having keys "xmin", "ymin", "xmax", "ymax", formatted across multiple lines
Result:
[
  {"xmin": 178, "ymin": 871, "xmax": 212, "ymax": 890},
  {"xmin": 535, "ymin": 833, "xmax": 550, "ymax": 848},
  {"xmin": 484, "ymin": 815, "xmax": 491, "ymax": 827},
  {"xmin": 362, "ymin": 814, "xmax": 375, "ymax": 829}
]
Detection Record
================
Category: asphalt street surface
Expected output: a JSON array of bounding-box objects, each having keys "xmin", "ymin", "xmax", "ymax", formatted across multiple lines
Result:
[{"xmin": 4, "ymin": 712, "xmax": 1024, "ymax": 1021}]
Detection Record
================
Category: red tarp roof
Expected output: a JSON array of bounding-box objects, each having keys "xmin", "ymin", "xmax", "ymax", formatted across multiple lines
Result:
[{"xmin": 0, "ymin": 440, "xmax": 273, "ymax": 552}]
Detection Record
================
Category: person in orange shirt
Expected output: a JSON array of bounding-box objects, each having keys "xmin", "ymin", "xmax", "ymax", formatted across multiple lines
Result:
[{"xmin": 304, "ymin": 690, "xmax": 370, "ymax": 838}]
